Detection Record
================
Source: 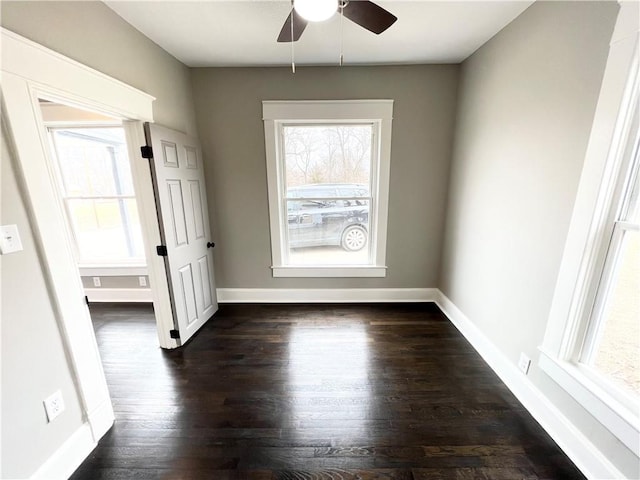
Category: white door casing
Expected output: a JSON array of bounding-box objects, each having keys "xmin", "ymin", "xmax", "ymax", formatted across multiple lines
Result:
[
  {"xmin": 0, "ymin": 28, "xmax": 158, "ymax": 461},
  {"xmin": 144, "ymin": 123, "xmax": 218, "ymax": 344}
]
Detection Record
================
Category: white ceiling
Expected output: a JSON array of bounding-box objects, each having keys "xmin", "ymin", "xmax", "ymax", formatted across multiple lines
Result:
[{"xmin": 104, "ymin": 1, "xmax": 534, "ymax": 67}]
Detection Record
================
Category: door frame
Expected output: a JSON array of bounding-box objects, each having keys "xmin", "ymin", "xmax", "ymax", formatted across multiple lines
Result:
[{"xmin": 1, "ymin": 28, "xmax": 177, "ymax": 446}]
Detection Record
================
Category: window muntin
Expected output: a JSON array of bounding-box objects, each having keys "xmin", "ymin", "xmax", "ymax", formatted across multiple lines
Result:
[{"xmin": 49, "ymin": 127, "xmax": 145, "ymax": 264}]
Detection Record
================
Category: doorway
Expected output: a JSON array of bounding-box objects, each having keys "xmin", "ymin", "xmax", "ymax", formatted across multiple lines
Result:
[{"xmin": 40, "ymin": 101, "xmax": 154, "ymax": 305}]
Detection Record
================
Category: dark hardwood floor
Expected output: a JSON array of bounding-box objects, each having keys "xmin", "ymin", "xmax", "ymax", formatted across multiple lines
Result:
[{"xmin": 71, "ymin": 302, "xmax": 584, "ymax": 479}]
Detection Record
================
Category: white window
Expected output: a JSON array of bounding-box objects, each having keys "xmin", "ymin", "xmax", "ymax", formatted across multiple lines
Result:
[
  {"xmin": 262, "ymin": 100, "xmax": 393, "ymax": 277},
  {"xmin": 579, "ymin": 148, "xmax": 639, "ymax": 401},
  {"xmin": 540, "ymin": 25, "xmax": 639, "ymax": 456},
  {"xmin": 48, "ymin": 126, "xmax": 146, "ymax": 265}
]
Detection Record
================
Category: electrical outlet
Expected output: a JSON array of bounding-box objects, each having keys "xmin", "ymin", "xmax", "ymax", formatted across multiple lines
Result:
[
  {"xmin": 518, "ymin": 352, "xmax": 531, "ymax": 375},
  {"xmin": 93, "ymin": 277, "xmax": 101, "ymax": 287},
  {"xmin": 43, "ymin": 390, "xmax": 65, "ymax": 422},
  {"xmin": 138, "ymin": 276, "xmax": 147, "ymax": 287}
]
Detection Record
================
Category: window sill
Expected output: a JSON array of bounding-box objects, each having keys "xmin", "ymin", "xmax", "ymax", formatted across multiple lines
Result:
[
  {"xmin": 271, "ymin": 266, "xmax": 387, "ymax": 278},
  {"xmin": 538, "ymin": 349, "xmax": 639, "ymax": 454}
]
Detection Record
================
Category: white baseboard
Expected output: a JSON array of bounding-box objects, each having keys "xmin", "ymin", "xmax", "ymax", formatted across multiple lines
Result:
[
  {"xmin": 86, "ymin": 399, "xmax": 115, "ymax": 442},
  {"xmin": 85, "ymin": 287, "xmax": 152, "ymax": 303},
  {"xmin": 30, "ymin": 393, "xmax": 114, "ymax": 479},
  {"xmin": 216, "ymin": 288, "xmax": 438, "ymax": 303},
  {"xmin": 30, "ymin": 423, "xmax": 96, "ymax": 479},
  {"xmin": 434, "ymin": 290, "xmax": 625, "ymax": 480}
]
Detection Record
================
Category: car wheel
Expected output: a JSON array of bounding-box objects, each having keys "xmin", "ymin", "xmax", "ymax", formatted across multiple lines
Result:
[{"xmin": 341, "ymin": 225, "xmax": 367, "ymax": 252}]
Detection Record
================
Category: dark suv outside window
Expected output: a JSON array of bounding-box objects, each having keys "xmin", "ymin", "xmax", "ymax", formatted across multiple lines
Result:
[{"xmin": 286, "ymin": 183, "xmax": 370, "ymax": 252}]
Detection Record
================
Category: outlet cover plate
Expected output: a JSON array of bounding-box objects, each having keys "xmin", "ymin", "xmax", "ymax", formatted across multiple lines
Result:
[
  {"xmin": 518, "ymin": 352, "xmax": 531, "ymax": 375},
  {"xmin": 0, "ymin": 224, "xmax": 23, "ymax": 254},
  {"xmin": 44, "ymin": 390, "xmax": 65, "ymax": 422}
]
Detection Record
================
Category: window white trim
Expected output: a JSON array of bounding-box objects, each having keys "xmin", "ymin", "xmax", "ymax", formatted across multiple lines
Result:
[
  {"xmin": 262, "ymin": 100, "xmax": 393, "ymax": 277},
  {"xmin": 541, "ymin": 3, "xmax": 640, "ymax": 456},
  {"xmin": 272, "ymin": 266, "xmax": 387, "ymax": 278},
  {"xmin": 78, "ymin": 265, "xmax": 148, "ymax": 277},
  {"xmin": 539, "ymin": 352, "xmax": 640, "ymax": 454}
]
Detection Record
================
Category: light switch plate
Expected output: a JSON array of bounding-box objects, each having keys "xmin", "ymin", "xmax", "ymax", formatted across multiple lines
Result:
[{"xmin": 0, "ymin": 224, "xmax": 23, "ymax": 254}]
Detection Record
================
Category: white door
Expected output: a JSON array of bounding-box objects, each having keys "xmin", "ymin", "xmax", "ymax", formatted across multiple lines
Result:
[{"xmin": 144, "ymin": 123, "xmax": 217, "ymax": 345}]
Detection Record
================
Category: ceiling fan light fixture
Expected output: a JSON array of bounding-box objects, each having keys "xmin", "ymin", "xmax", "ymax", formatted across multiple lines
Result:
[{"xmin": 294, "ymin": 0, "xmax": 338, "ymax": 22}]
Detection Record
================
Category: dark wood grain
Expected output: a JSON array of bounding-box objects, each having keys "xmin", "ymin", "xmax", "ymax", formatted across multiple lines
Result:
[{"xmin": 70, "ymin": 303, "xmax": 584, "ymax": 480}]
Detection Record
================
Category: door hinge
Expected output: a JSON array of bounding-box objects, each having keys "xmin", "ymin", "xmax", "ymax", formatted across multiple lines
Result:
[
  {"xmin": 156, "ymin": 245, "xmax": 168, "ymax": 256},
  {"xmin": 85, "ymin": 295, "xmax": 89, "ymax": 306},
  {"xmin": 140, "ymin": 145, "xmax": 153, "ymax": 159},
  {"xmin": 169, "ymin": 329, "xmax": 180, "ymax": 339}
]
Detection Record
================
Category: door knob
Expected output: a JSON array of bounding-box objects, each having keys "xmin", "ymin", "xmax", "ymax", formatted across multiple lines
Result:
[{"xmin": 207, "ymin": 242, "xmax": 215, "ymax": 249}]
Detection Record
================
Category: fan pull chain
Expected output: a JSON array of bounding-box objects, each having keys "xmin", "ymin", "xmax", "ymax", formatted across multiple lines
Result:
[
  {"xmin": 339, "ymin": 2, "xmax": 344, "ymax": 66},
  {"xmin": 291, "ymin": 1, "xmax": 296, "ymax": 73}
]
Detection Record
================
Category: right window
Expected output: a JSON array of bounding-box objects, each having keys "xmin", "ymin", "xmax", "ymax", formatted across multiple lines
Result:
[
  {"xmin": 539, "ymin": 36, "xmax": 639, "ymax": 456},
  {"xmin": 579, "ymin": 140, "xmax": 639, "ymax": 399}
]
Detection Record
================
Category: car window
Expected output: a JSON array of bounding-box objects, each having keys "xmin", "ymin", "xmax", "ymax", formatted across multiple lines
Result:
[{"xmin": 305, "ymin": 187, "xmax": 337, "ymax": 198}]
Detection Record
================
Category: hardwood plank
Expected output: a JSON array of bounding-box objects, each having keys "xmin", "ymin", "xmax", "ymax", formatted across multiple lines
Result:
[{"xmin": 69, "ymin": 303, "xmax": 584, "ymax": 479}]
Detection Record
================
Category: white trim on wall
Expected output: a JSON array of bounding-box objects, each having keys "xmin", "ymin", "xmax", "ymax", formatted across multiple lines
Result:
[
  {"xmin": 540, "ymin": 2, "xmax": 640, "ymax": 460},
  {"xmin": 79, "ymin": 266, "xmax": 148, "ymax": 277},
  {"xmin": 216, "ymin": 288, "xmax": 437, "ymax": 303},
  {"xmin": 85, "ymin": 288, "xmax": 153, "ymax": 303},
  {"xmin": 1, "ymin": 29, "xmax": 154, "ymax": 120},
  {"xmin": 29, "ymin": 398, "xmax": 113, "ymax": 480},
  {"xmin": 1, "ymin": 27, "xmax": 161, "ymax": 477},
  {"xmin": 29, "ymin": 425, "xmax": 94, "ymax": 480},
  {"xmin": 434, "ymin": 290, "xmax": 626, "ymax": 480}
]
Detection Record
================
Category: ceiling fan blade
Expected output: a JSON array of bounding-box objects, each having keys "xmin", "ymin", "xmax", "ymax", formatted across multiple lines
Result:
[
  {"xmin": 277, "ymin": 8, "xmax": 308, "ymax": 42},
  {"xmin": 342, "ymin": 0, "xmax": 397, "ymax": 35}
]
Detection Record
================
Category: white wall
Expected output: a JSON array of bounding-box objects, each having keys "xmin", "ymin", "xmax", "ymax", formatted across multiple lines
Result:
[
  {"xmin": 440, "ymin": 1, "xmax": 638, "ymax": 477},
  {"xmin": 0, "ymin": 2, "xmax": 198, "ymax": 477}
]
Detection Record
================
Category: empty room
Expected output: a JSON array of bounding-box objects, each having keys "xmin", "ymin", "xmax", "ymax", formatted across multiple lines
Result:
[{"xmin": 1, "ymin": 1, "xmax": 638, "ymax": 479}]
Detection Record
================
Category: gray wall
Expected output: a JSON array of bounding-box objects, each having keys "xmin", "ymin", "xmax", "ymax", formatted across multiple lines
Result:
[
  {"xmin": 0, "ymin": 2, "xmax": 198, "ymax": 477},
  {"xmin": 191, "ymin": 66, "xmax": 459, "ymax": 288},
  {"xmin": 440, "ymin": 1, "xmax": 637, "ymax": 477},
  {"xmin": 2, "ymin": 0, "xmax": 634, "ymax": 477},
  {"xmin": 1, "ymin": 0, "xmax": 198, "ymax": 136}
]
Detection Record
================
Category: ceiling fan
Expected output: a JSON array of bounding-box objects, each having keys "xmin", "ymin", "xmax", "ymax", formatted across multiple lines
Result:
[{"xmin": 277, "ymin": 0, "xmax": 398, "ymax": 43}]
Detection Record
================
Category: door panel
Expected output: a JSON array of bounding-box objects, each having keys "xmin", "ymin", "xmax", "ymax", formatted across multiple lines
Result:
[
  {"xmin": 167, "ymin": 180, "xmax": 189, "ymax": 246},
  {"xmin": 198, "ymin": 255, "xmax": 213, "ymax": 310},
  {"xmin": 185, "ymin": 146, "xmax": 198, "ymax": 169},
  {"xmin": 145, "ymin": 123, "xmax": 218, "ymax": 345},
  {"xmin": 189, "ymin": 180, "xmax": 205, "ymax": 240},
  {"xmin": 178, "ymin": 264, "xmax": 198, "ymax": 325},
  {"xmin": 162, "ymin": 141, "xmax": 179, "ymax": 167}
]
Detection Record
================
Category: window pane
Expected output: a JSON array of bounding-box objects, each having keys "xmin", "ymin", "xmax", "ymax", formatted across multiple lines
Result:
[
  {"xmin": 284, "ymin": 125, "xmax": 372, "ymax": 187},
  {"xmin": 283, "ymin": 124, "xmax": 373, "ymax": 266},
  {"xmin": 286, "ymin": 198, "xmax": 370, "ymax": 265},
  {"xmin": 590, "ymin": 229, "xmax": 640, "ymax": 396},
  {"xmin": 68, "ymin": 198, "xmax": 145, "ymax": 262},
  {"xmin": 53, "ymin": 128, "xmax": 134, "ymax": 196}
]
